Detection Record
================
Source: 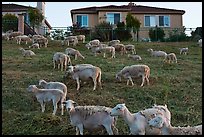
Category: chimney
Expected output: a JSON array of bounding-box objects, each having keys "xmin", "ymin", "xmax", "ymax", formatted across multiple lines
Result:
[
  {"xmin": 37, "ymin": 2, "xmax": 45, "ymax": 16},
  {"xmin": 128, "ymin": 2, "xmax": 136, "ymax": 6}
]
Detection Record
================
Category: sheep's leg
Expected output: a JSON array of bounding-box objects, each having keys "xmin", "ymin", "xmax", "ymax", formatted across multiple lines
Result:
[
  {"xmin": 104, "ymin": 124, "xmax": 113, "ymax": 135},
  {"xmin": 76, "ymin": 127, "xmax": 80, "ymax": 135},
  {"xmin": 61, "ymin": 102, "xmax": 64, "ymax": 115},
  {"xmin": 146, "ymin": 76, "xmax": 150, "ymax": 86},
  {"xmin": 52, "ymin": 102, "xmax": 57, "ymax": 115},
  {"xmin": 26, "ymin": 41, "xmax": 28, "ymax": 45},
  {"xmin": 76, "ymin": 78, "xmax": 80, "ymax": 90},
  {"xmin": 140, "ymin": 75, "xmax": 145, "ymax": 87},
  {"xmin": 127, "ymin": 79, "xmax": 130, "ymax": 85},
  {"xmin": 61, "ymin": 62, "xmax": 63, "ymax": 71},
  {"xmin": 75, "ymin": 54, "xmax": 77, "ymax": 60},
  {"xmin": 53, "ymin": 61, "xmax": 56, "ymax": 69},
  {"xmin": 103, "ymin": 52, "xmax": 106, "ymax": 58},
  {"xmin": 93, "ymin": 77, "xmax": 97, "ymax": 91},
  {"xmin": 57, "ymin": 64, "xmax": 60, "ymax": 69},
  {"xmin": 77, "ymin": 124, "xmax": 83, "ymax": 135},
  {"xmin": 40, "ymin": 101, "xmax": 45, "ymax": 112},
  {"xmin": 98, "ymin": 73, "xmax": 102, "ymax": 89}
]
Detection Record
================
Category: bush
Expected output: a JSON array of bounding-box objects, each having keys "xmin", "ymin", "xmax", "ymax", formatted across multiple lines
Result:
[
  {"xmin": 114, "ymin": 22, "xmax": 132, "ymax": 41},
  {"xmin": 149, "ymin": 26, "xmax": 165, "ymax": 42},
  {"xmin": 2, "ymin": 14, "xmax": 18, "ymax": 32},
  {"xmin": 166, "ymin": 28, "xmax": 190, "ymax": 42}
]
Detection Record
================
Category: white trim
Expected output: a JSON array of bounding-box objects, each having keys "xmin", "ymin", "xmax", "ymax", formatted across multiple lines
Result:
[
  {"xmin": 144, "ymin": 15, "xmax": 170, "ymax": 28},
  {"xmin": 76, "ymin": 14, "xmax": 89, "ymax": 27}
]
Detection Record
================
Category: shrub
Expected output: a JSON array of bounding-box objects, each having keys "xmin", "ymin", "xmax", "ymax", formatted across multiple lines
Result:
[
  {"xmin": 114, "ymin": 22, "xmax": 132, "ymax": 41},
  {"xmin": 2, "ymin": 13, "xmax": 18, "ymax": 32},
  {"xmin": 149, "ymin": 26, "xmax": 165, "ymax": 42}
]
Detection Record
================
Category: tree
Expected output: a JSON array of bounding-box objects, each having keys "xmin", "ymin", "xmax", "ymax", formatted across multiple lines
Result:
[
  {"xmin": 191, "ymin": 27, "xmax": 202, "ymax": 41},
  {"xmin": 2, "ymin": 13, "xmax": 18, "ymax": 32},
  {"xmin": 28, "ymin": 8, "xmax": 44, "ymax": 31},
  {"xmin": 114, "ymin": 22, "xmax": 132, "ymax": 41},
  {"xmin": 126, "ymin": 12, "xmax": 141, "ymax": 42},
  {"xmin": 149, "ymin": 26, "xmax": 165, "ymax": 42}
]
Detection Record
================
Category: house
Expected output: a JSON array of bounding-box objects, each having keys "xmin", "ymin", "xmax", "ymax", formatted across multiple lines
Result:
[
  {"xmin": 70, "ymin": 2, "xmax": 185, "ymax": 41},
  {"xmin": 2, "ymin": 2, "xmax": 52, "ymax": 35}
]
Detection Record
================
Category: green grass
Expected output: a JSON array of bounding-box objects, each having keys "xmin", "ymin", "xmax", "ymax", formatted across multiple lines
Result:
[{"xmin": 2, "ymin": 40, "xmax": 202, "ymax": 135}]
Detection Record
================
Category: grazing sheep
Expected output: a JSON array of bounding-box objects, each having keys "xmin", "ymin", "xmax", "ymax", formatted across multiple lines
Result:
[
  {"xmin": 179, "ymin": 47, "xmax": 188, "ymax": 55},
  {"xmin": 165, "ymin": 53, "xmax": 177, "ymax": 63},
  {"xmin": 89, "ymin": 39, "xmax": 100, "ymax": 45},
  {"xmin": 29, "ymin": 43, "xmax": 40, "ymax": 49},
  {"xmin": 64, "ymin": 64, "xmax": 102, "ymax": 91},
  {"xmin": 34, "ymin": 37, "xmax": 48, "ymax": 47},
  {"xmin": 198, "ymin": 39, "xmax": 202, "ymax": 47},
  {"xmin": 65, "ymin": 48, "xmax": 85, "ymax": 60},
  {"xmin": 147, "ymin": 48, "xmax": 167, "ymax": 60},
  {"xmin": 63, "ymin": 36, "xmax": 78, "ymax": 46},
  {"xmin": 76, "ymin": 35, "xmax": 86, "ymax": 43},
  {"xmin": 108, "ymin": 40, "xmax": 120, "ymax": 46},
  {"xmin": 110, "ymin": 103, "xmax": 171, "ymax": 135},
  {"xmin": 125, "ymin": 44, "xmax": 136, "ymax": 54},
  {"xmin": 15, "ymin": 35, "xmax": 32, "ymax": 45},
  {"xmin": 112, "ymin": 43, "xmax": 126, "ymax": 55},
  {"xmin": 32, "ymin": 34, "xmax": 45, "ymax": 43},
  {"xmin": 116, "ymin": 64, "xmax": 150, "ymax": 87},
  {"xmin": 8, "ymin": 31, "xmax": 23, "ymax": 40},
  {"xmin": 148, "ymin": 113, "xmax": 202, "ymax": 135},
  {"xmin": 63, "ymin": 99, "xmax": 118, "ymax": 135},
  {"xmin": 38, "ymin": 79, "xmax": 68, "ymax": 100},
  {"xmin": 19, "ymin": 47, "xmax": 36, "ymax": 57},
  {"xmin": 53, "ymin": 52, "xmax": 72, "ymax": 71},
  {"xmin": 27, "ymin": 85, "xmax": 66, "ymax": 115},
  {"xmin": 100, "ymin": 46, "xmax": 116, "ymax": 58},
  {"xmin": 128, "ymin": 54, "xmax": 142, "ymax": 61}
]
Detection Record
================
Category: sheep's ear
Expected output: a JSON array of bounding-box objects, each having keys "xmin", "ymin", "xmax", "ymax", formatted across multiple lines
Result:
[
  {"xmin": 164, "ymin": 104, "xmax": 167, "ymax": 107},
  {"xmin": 122, "ymin": 103, "xmax": 125, "ymax": 106},
  {"xmin": 153, "ymin": 104, "xmax": 157, "ymax": 107},
  {"xmin": 73, "ymin": 102, "xmax": 78, "ymax": 107}
]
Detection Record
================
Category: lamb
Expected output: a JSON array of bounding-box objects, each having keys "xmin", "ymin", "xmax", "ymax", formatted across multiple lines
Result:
[
  {"xmin": 63, "ymin": 36, "xmax": 78, "ymax": 46},
  {"xmin": 38, "ymin": 79, "xmax": 68, "ymax": 100},
  {"xmin": 147, "ymin": 48, "xmax": 167, "ymax": 59},
  {"xmin": 76, "ymin": 35, "xmax": 85, "ymax": 43},
  {"xmin": 34, "ymin": 37, "xmax": 48, "ymax": 47},
  {"xmin": 179, "ymin": 47, "xmax": 188, "ymax": 55},
  {"xmin": 63, "ymin": 99, "xmax": 118, "ymax": 135},
  {"xmin": 29, "ymin": 43, "xmax": 40, "ymax": 49},
  {"xmin": 27, "ymin": 85, "xmax": 66, "ymax": 115},
  {"xmin": 148, "ymin": 113, "xmax": 202, "ymax": 135},
  {"xmin": 165, "ymin": 53, "xmax": 177, "ymax": 63},
  {"xmin": 53, "ymin": 52, "xmax": 72, "ymax": 71},
  {"xmin": 127, "ymin": 54, "xmax": 142, "ymax": 61},
  {"xmin": 124, "ymin": 44, "xmax": 136, "ymax": 54},
  {"xmin": 110, "ymin": 103, "xmax": 171, "ymax": 135},
  {"xmin": 108, "ymin": 40, "xmax": 120, "ymax": 46},
  {"xmin": 89, "ymin": 39, "xmax": 100, "ymax": 45},
  {"xmin": 32, "ymin": 34, "xmax": 45, "ymax": 43},
  {"xmin": 65, "ymin": 48, "xmax": 85, "ymax": 60},
  {"xmin": 197, "ymin": 39, "xmax": 202, "ymax": 47},
  {"xmin": 19, "ymin": 47, "xmax": 36, "ymax": 57},
  {"xmin": 8, "ymin": 31, "xmax": 23, "ymax": 40},
  {"xmin": 100, "ymin": 46, "xmax": 116, "ymax": 58},
  {"xmin": 64, "ymin": 64, "xmax": 102, "ymax": 91},
  {"xmin": 112, "ymin": 43, "xmax": 126, "ymax": 55},
  {"xmin": 15, "ymin": 35, "xmax": 32, "ymax": 45},
  {"xmin": 116, "ymin": 64, "xmax": 150, "ymax": 87}
]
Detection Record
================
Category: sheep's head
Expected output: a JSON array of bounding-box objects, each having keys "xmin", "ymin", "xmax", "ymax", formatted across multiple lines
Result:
[
  {"xmin": 148, "ymin": 114, "xmax": 164, "ymax": 128},
  {"xmin": 110, "ymin": 103, "xmax": 126, "ymax": 116},
  {"xmin": 63, "ymin": 100, "xmax": 78, "ymax": 111},
  {"xmin": 115, "ymin": 72, "xmax": 122, "ymax": 82},
  {"xmin": 38, "ymin": 79, "xmax": 47, "ymax": 87},
  {"xmin": 27, "ymin": 85, "xmax": 38, "ymax": 93},
  {"xmin": 147, "ymin": 48, "xmax": 153, "ymax": 52}
]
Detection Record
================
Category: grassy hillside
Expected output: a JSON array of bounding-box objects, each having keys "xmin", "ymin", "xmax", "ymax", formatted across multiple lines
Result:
[{"xmin": 2, "ymin": 39, "xmax": 202, "ymax": 135}]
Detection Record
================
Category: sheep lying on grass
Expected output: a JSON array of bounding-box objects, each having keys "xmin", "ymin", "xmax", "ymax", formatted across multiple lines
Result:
[
  {"xmin": 53, "ymin": 52, "xmax": 71, "ymax": 71},
  {"xmin": 110, "ymin": 103, "xmax": 171, "ymax": 135},
  {"xmin": 179, "ymin": 47, "xmax": 188, "ymax": 55},
  {"xmin": 148, "ymin": 113, "xmax": 202, "ymax": 135},
  {"xmin": 65, "ymin": 48, "xmax": 85, "ymax": 60},
  {"xmin": 19, "ymin": 47, "xmax": 36, "ymax": 57},
  {"xmin": 29, "ymin": 43, "xmax": 40, "ymax": 49},
  {"xmin": 127, "ymin": 54, "xmax": 142, "ymax": 61},
  {"xmin": 165, "ymin": 53, "xmax": 177, "ymax": 63},
  {"xmin": 63, "ymin": 99, "xmax": 118, "ymax": 135},
  {"xmin": 64, "ymin": 64, "xmax": 102, "ymax": 91},
  {"xmin": 116, "ymin": 64, "xmax": 150, "ymax": 87},
  {"xmin": 27, "ymin": 85, "xmax": 66, "ymax": 115}
]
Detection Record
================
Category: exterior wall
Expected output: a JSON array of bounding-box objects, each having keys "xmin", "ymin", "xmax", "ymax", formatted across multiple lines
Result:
[{"xmin": 73, "ymin": 13, "xmax": 98, "ymax": 28}]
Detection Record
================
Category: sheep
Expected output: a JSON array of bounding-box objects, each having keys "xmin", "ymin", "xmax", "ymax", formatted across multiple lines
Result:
[
  {"xmin": 64, "ymin": 64, "xmax": 102, "ymax": 91},
  {"xmin": 63, "ymin": 36, "xmax": 78, "ymax": 46},
  {"xmin": 53, "ymin": 52, "xmax": 72, "ymax": 71},
  {"xmin": 34, "ymin": 37, "xmax": 48, "ymax": 47},
  {"xmin": 15, "ymin": 35, "xmax": 32, "ymax": 45},
  {"xmin": 65, "ymin": 48, "xmax": 85, "ymax": 60},
  {"xmin": 179, "ymin": 47, "xmax": 188, "ymax": 55},
  {"xmin": 108, "ymin": 40, "xmax": 120, "ymax": 46},
  {"xmin": 147, "ymin": 48, "xmax": 167, "ymax": 60},
  {"xmin": 76, "ymin": 35, "xmax": 86, "ymax": 43},
  {"xmin": 148, "ymin": 113, "xmax": 202, "ymax": 135},
  {"xmin": 112, "ymin": 43, "xmax": 126, "ymax": 55},
  {"xmin": 100, "ymin": 46, "xmax": 116, "ymax": 58},
  {"xmin": 89, "ymin": 39, "xmax": 100, "ymax": 45},
  {"xmin": 29, "ymin": 43, "xmax": 40, "ymax": 49},
  {"xmin": 124, "ymin": 44, "xmax": 136, "ymax": 54},
  {"xmin": 19, "ymin": 47, "xmax": 36, "ymax": 57},
  {"xmin": 110, "ymin": 103, "xmax": 171, "ymax": 135},
  {"xmin": 197, "ymin": 39, "xmax": 202, "ymax": 47},
  {"xmin": 27, "ymin": 85, "xmax": 66, "ymax": 115},
  {"xmin": 127, "ymin": 54, "xmax": 142, "ymax": 61},
  {"xmin": 165, "ymin": 53, "xmax": 177, "ymax": 63},
  {"xmin": 116, "ymin": 64, "xmax": 150, "ymax": 87},
  {"xmin": 38, "ymin": 79, "xmax": 68, "ymax": 100},
  {"xmin": 63, "ymin": 99, "xmax": 118, "ymax": 135},
  {"xmin": 8, "ymin": 31, "xmax": 23, "ymax": 40},
  {"xmin": 32, "ymin": 34, "xmax": 45, "ymax": 42}
]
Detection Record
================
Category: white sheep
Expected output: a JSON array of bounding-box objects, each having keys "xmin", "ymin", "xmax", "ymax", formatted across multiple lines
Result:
[
  {"xmin": 89, "ymin": 39, "xmax": 100, "ymax": 45},
  {"xmin": 165, "ymin": 53, "xmax": 177, "ymax": 63},
  {"xmin": 38, "ymin": 79, "xmax": 68, "ymax": 100},
  {"xmin": 65, "ymin": 48, "xmax": 85, "ymax": 60},
  {"xmin": 127, "ymin": 54, "xmax": 142, "ymax": 61},
  {"xmin": 63, "ymin": 36, "xmax": 78, "ymax": 46},
  {"xmin": 15, "ymin": 35, "xmax": 32, "ymax": 45},
  {"xmin": 116, "ymin": 64, "xmax": 150, "ymax": 87},
  {"xmin": 19, "ymin": 47, "xmax": 36, "ymax": 57},
  {"xmin": 53, "ymin": 52, "xmax": 72, "ymax": 71},
  {"xmin": 112, "ymin": 43, "xmax": 126, "ymax": 55},
  {"xmin": 124, "ymin": 44, "xmax": 136, "ymax": 54},
  {"xmin": 8, "ymin": 31, "xmax": 23, "ymax": 40},
  {"xmin": 27, "ymin": 85, "xmax": 66, "ymax": 115},
  {"xmin": 29, "ymin": 43, "xmax": 40, "ymax": 49},
  {"xmin": 148, "ymin": 113, "xmax": 202, "ymax": 135},
  {"xmin": 179, "ymin": 47, "xmax": 188, "ymax": 55},
  {"xmin": 63, "ymin": 99, "xmax": 118, "ymax": 135},
  {"xmin": 76, "ymin": 35, "xmax": 85, "ymax": 43},
  {"xmin": 34, "ymin": 37, "xmax": 48, "ymax": 47},
  {"xmin": 110, "ymin": 103, "xmax": 171, "ymax": 135},
  {"xmin": 64, "ymin": 64, "xmax": 102, "ymax": 91},
  {"xmin": 32, "ymin": 34, "xmax": 45, "ymax": 43},
  {"xmin": 108, "ymin": 40, "xmax": 120, "ymax": 46},
  {"xmin": 147, "ymin": 48, "xmax": 167, "ymax": 60},
  {"xmin": 197, "ymin": 39, "xmax": 202, "ymax": 47},
  {"xmin": 100, "ymin": 46, "xmax": 116, "ymax": 58}
]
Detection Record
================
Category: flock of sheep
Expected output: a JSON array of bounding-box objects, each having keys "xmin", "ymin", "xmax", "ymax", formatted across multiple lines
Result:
[{"xmin": 3, "ymin": 30, "xmax": 202, "ymax": 135}]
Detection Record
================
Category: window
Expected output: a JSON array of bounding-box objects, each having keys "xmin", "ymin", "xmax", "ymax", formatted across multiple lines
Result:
[
  {"xmin": 76, "ymin": 15, "xmax": 88, "ymax": 27},
  {"xmin": 145, "ymin": 15, "xmax": 170, "ymax": 27},
  {"xmin": 106, "ymin": 13, "xmax": 121, "ymax": 25}
]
